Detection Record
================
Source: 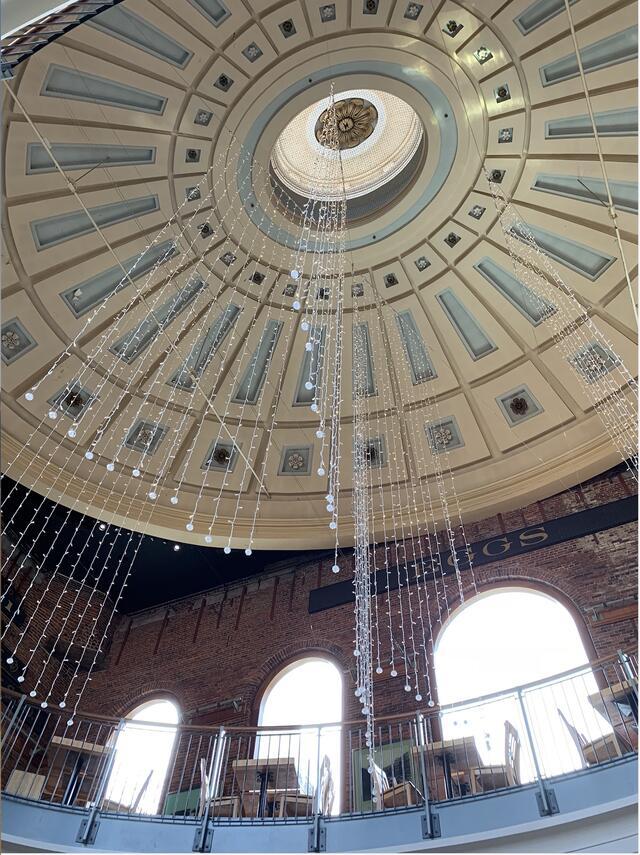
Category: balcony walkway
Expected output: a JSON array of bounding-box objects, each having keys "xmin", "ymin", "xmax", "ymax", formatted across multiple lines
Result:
[
  {"xmin": 1, "ymin": 655, "xmax": 637, "ymax": 852},
  {"xmin": 2, "ymin": 756, "xmax": 637, "ymax": 852}
]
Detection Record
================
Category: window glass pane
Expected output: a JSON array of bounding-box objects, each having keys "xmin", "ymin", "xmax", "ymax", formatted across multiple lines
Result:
[
  {"xmin": 258, "ymin": 658, "xmax": 342, "ymax": 814},
  {"xmin": 105, "ymin": 700, "xmax": 179, "ymax": 815}
]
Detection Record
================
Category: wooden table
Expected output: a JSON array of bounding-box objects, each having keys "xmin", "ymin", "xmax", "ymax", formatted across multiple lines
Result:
[
  {"xmin": 50, "ymin": 735, "xmax": 111, "ymax": 757},
  {"xmin": 413, "ymin": 736, "xmax": 481, "ymax": 800},
  {"xmin": 588, "ymin": 681, "xmax": 638, "ymax": 722},
  {"xmin": 232, "ymin": 757, "xmax": 300, "ymax": 818},
  {"xmin": 48, "ymin": 735, "xmax": 113, "ymax": 806},
  {"xmin": 588, "ymin": 681, "xmax": 638, "ymax": 750}
]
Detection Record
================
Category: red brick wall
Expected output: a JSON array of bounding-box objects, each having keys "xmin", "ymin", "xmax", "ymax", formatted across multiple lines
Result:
[
  {"xmin": 1, "ymin": 534, "xmax": 113, "ymax": 700},
  {"xmin": 81, "ymin": 467, "xmax": 637, "ymax": 726}
]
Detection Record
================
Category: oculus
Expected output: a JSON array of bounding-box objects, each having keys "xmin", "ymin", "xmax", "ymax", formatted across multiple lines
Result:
[
  {"xmin": 315, "ymin": 98, "xmax": 378, "ymax": 150},
  {"xmin": 271, "ymin": 89, "xmax": 423, "ymax": 205}
]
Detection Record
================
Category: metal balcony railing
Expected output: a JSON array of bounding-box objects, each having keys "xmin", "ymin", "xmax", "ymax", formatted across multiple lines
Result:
[
  {"xmin": 1, "ymin": 652, "xmax": 637, "ymax": 839},
  {"xmin": 1, "ymin": 1, "xmax": 126, "ymax": 77}
]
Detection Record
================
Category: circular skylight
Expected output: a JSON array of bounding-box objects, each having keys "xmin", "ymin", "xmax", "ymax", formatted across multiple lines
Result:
[{"xmin": 270, "ymin": 89, "xmax": 424, "ymax": 201}]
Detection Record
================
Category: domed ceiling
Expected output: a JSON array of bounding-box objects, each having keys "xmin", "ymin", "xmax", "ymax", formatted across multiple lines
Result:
[{"xmin": 1, "ymin": 0, "xmax": 637, "ymax": 550}]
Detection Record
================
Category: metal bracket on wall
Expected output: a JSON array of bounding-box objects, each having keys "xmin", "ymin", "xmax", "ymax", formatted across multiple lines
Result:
[
  {"xmin": 76, "ymin": 816, "xmax": 100, "ymax": 845},
  {"xmin": 308, "ymin": 816, "xmax": 326, "ymax": 851},
  {"xmin": 536, "ymin": 787, "xmax": 559, "ymax": 816},
  {"xmin": 422, "ymin": 812, "xmax": 441, "ymax": 839},
  {"xmin": 193, "ymin": 821, "xmax": 213, "ymax": 852}
]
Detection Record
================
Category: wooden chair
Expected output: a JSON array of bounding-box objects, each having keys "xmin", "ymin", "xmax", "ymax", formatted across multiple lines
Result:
[
  {"xmin": 558, "ymin": 709, "xmax": 622, "ymax": 768},
  {"xmin": 273, "ymin": 790, "xmax": 314, "ymax": 818},
  {"xmin": 369, "ymin": 761, "xmax": 423, "ymax": 810},
  {"xmin": 5, "ymin": 770, "xmax": 45, "ymax": 799},
  {"xmin": 274, "ymin": 753, "xmax": 333, "ymax": 818},
  {"xmin": 198, "ymin": 758, "xmax": 241, "ymax": 818},
  {"xmin": 382, "ymin": 779, "xmax": 422, "ymax": 809},
  {"xmin": 453, "ymin": 721, "xmax": 521, "ymax": 795}
]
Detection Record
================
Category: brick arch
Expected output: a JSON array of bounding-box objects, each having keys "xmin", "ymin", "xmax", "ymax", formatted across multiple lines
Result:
[
  {"xmin": 429, "ymin": 574, "xmax": 599, "ymax": 704},
  {"xmin": 110, "ymin": 686, "xmax": 185, "ymax": 722},
  {"xmin": 246, "ymin": 639, "xmax": 351, "ymax": 726}
]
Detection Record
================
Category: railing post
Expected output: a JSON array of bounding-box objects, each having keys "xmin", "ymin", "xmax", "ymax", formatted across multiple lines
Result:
[
  {"xmin": 209, "ymin": 726, "xmax": 226, "ymax": 802},
  {"xmin": 415, "ymin": 712, "xmax": 439, "ymax": 839},
  {"xmin": 1, "ymin": 693, "xmax": 26, "ymax": 750},
  {"xmin": 194, "ymin": 727, "xmax": 226, "ymax": 853},
  {"xmin": 618, "ymin": 650, "xmax": 637, "ymax": 684},
  {"xmin": 617, "ymin": 650, "xmax": 638, "ymax": 725},
  {"xmin": 77, "ymin": 718, "xmax": 125, "ymax": 845},
  {"xmin": 308, "ymin": 725, "xmax": 325, "ymax": 852},
  {"xmin": 516, "ymin": 690, "xmax": 558, "ymax": 817}
]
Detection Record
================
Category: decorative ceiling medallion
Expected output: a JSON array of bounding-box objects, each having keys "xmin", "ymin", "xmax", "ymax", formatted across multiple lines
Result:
[
  {"xmin": 359, "ymin": 436, "xmax": 386, "ymax": 468},
  {"xmin": 202, "ymin": 440, "xmax": 237, "ymax": 472},
  {"xmin": 315, "ymin": 98, "xmax": 378, "ymax": 150},
  {"xmin": 1, "ymin": 319, "xmax": 36, "ymax": 365},
  {"xmin": 497, "ymin": 386, "xmax": 543, "ymax": 425},
  {"xmin": 279, "ymin": 446, "xmax": 312, "ymax": 475},
  {"xmin": 570, "ymin": 342, "xmax": 620, "ymax": 383},
  {"xmin": 48, "ymin": 381, "xmax": 96, "ymax": 419},
  {"xmin": 425, "ymin": 417, "xmax": 464, "ymax": 453},
  {"xmin": 124, "ymin": 420, "xmax": 167, "ymax": 455}
]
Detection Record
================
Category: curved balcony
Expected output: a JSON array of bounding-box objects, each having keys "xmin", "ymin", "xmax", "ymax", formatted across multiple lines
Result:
[{"xmin": 2, "ymin": 655, "xmax": 637, "ymax": 853}]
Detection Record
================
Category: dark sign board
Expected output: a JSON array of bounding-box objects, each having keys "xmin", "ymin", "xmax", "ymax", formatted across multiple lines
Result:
[{"xmin": 308, "ymin": 495, "xmax": 638, "ymax": 614}]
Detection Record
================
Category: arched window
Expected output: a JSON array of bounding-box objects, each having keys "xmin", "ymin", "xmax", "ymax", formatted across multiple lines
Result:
[
  {"xmin": 258, "ymin": 657, "xmax": 343, "ymax": 813},
  {"xmin": 434, "ymin": 588, "xmax": 607, "ymax": 780},
  {"xmin": 104, "ymin": 698, "xmax": 179, "ymax": 815}
]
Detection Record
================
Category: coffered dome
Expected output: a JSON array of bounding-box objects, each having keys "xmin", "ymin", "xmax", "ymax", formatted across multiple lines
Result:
[{"xmin": 1, "ymin": 0, "xmax": 637, "ymax": 550}]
